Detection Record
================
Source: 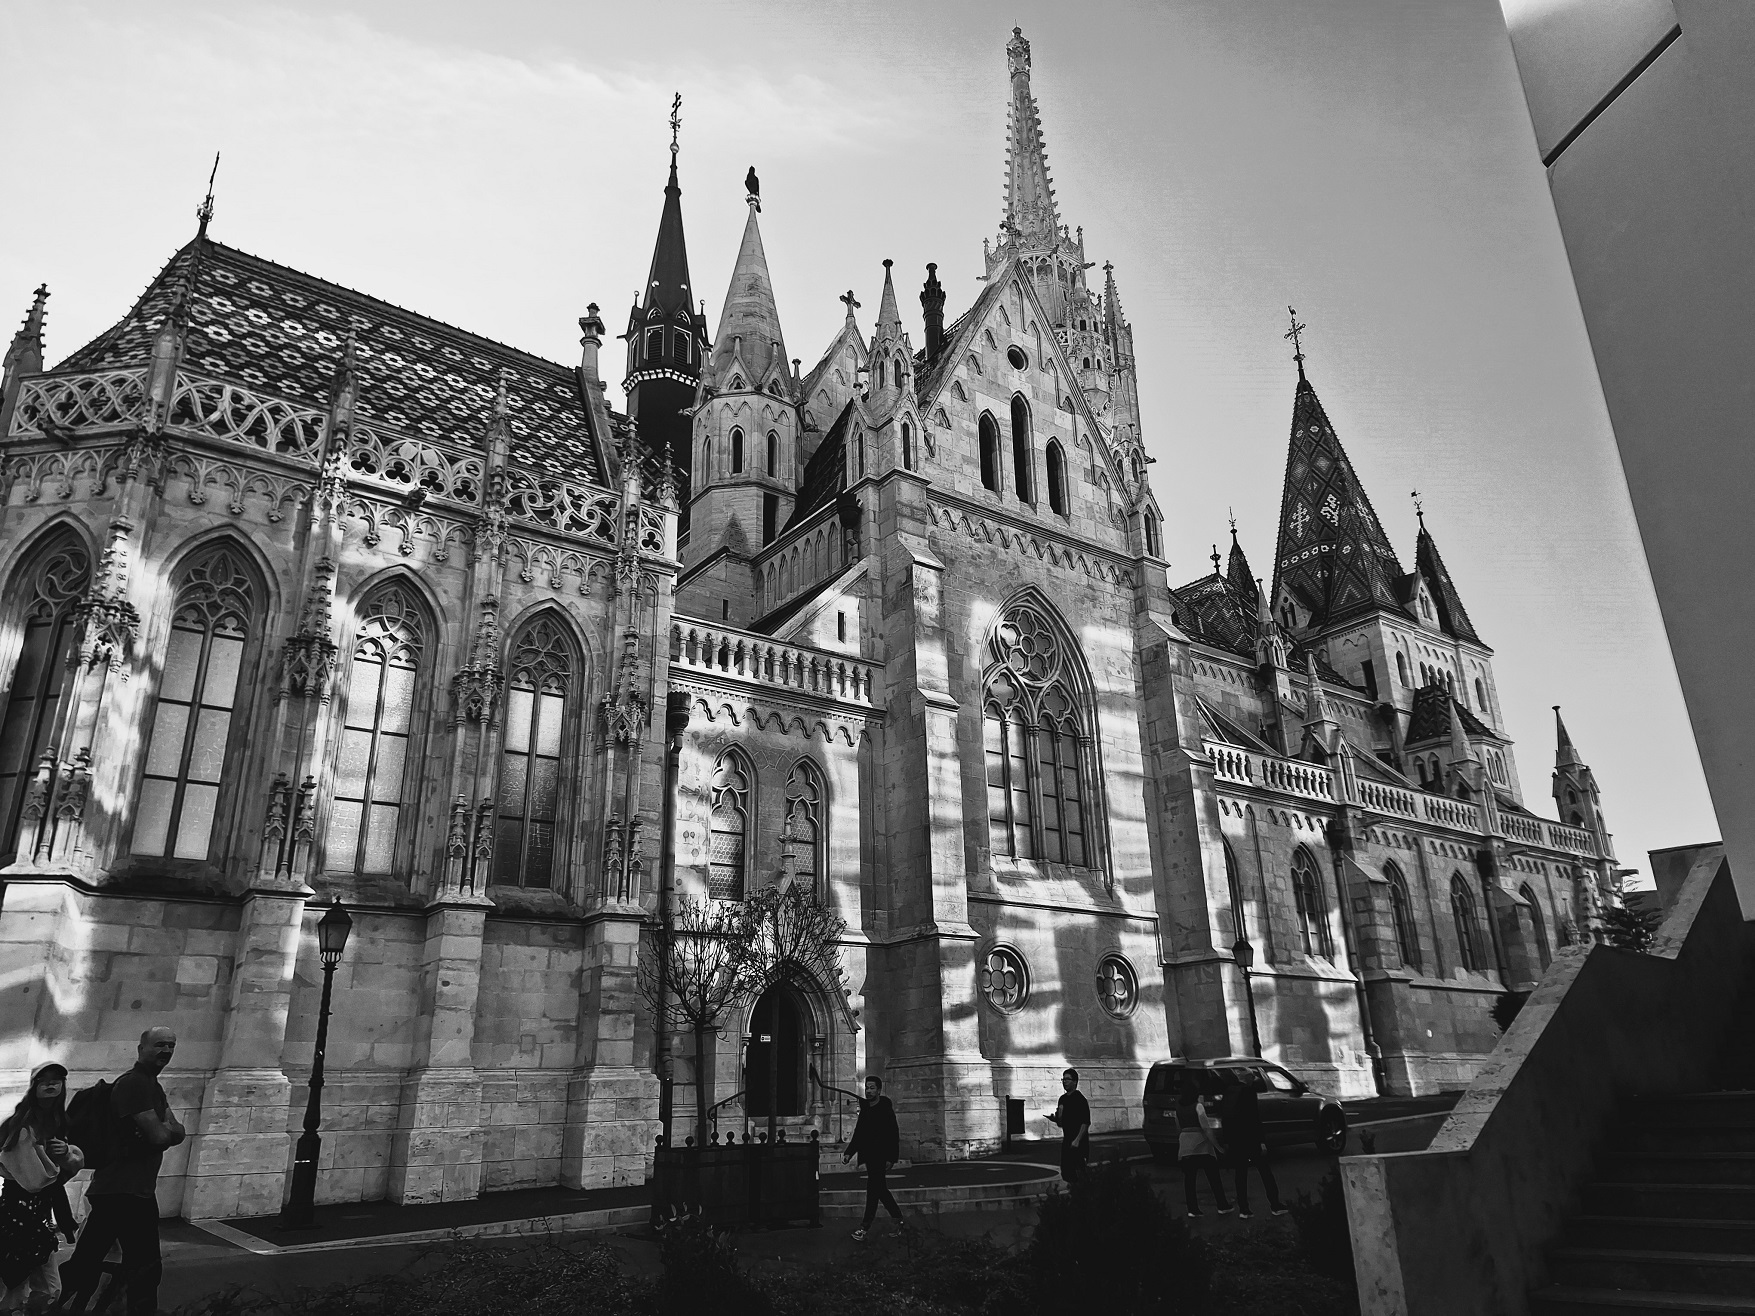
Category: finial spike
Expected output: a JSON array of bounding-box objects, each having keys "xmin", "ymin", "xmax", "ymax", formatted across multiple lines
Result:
[
  {"xmin": 196, "ymin": 152, "xmax": 220, "ymax": 239},
  {"xmin": 1228, "ymin": 506, "xmax": 1238, "ymax": 537},
  {"xmin": 1211, "ymin": 544, "xmax": 1222, "ymax": 574},
  {"xmin": 744, "ymin": 165, "xmax": 761, "ymax": 213},
  {"xmin": 669, "ymin": 92, "xmax": 682, "ymax": 158},
  {"xmin": 1411, "ymin": 489, "xmax": 1425, "ymax": 527},
  {"xmin": 1284, "ymin": 305, "xmax": 1307, "ymax": 380}
]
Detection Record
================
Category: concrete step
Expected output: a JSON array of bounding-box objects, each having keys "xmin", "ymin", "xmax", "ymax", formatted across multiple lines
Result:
[
  {"xmin": 1585, "ymin": 1185, "xmax": 1755, "ymax": 1221},
  {"xmin": 1564, "ymin": 1218, "xmax": 1755, "ymax": 1256},
  {"xmin": 1604, "ymin": 1155, "xmax": 1755, "ymax": 1185},
  {"xmin": 1630, "ymin": 1129, "xmax": 1755, "ymax": 1156},
  {"xmin": 1636, "ymin": 1094, "xmax": 1755, "ymax": 1129},
  {"xmin": 1549, "ymin": 1249, "xmax": 1755, "ymax": 1298},
  {"xmin": 1530, "ymin": 1288, "xmax": 1755, "ymax": 1315}
]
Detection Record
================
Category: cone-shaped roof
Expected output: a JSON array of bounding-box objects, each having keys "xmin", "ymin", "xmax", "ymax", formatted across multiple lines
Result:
[
  {"xmin": 1226, "ymin": 526, "xmax": 1255, "ymax": 600},
  {"xmin": 1554, "ymin": 706, "xmax": 1583, "ymax": 769},
  {"xmin": 709, "ymin": 203, "xmax": 787, "ymax": 389},
  {"xmin": 1003, "ymin": 27, "xmax": 1059, "ymax": 243},
  {"xmin": 1414, "ymin": 523, "xmax": 1482, "ymax": 644},
  {"xmin": 1271, "ymin": 372, "xmax": 1406, "ymax": 629},
  {"xmin": 640, "ymin": 157, "xmax": 695, "ymax": 321},
  {"xmin": 874, "ymin": 260, "xmax": 901, "ymax": 336}
]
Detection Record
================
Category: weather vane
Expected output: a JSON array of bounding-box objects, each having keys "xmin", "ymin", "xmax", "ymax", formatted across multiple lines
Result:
[
  {"xmin": 1285, "ymin": 306, "xmax": 1307, "ymax": 374},
  {"xmin": 1227, "ymin": 505, "xmax": 1237, "ymax": 535},
  {"xmin": 196, "ymin": 152, "xmax": 220, "ymax": 238},
  {"xmin": 1411, "ymin": 489, "xmax": 1425, "ymax": 526},
  {"xmin": 669, "ymin": 93, "xmax": 682, "ymax": 158}
]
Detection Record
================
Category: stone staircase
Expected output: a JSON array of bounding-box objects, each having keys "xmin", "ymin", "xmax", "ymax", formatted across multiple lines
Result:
[{"xmin": 1531, "ymin": 972, "xmax": 1755, "ymax": 1314}]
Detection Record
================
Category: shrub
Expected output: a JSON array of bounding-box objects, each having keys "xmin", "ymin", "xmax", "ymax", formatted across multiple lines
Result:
[
  {"xmin": 1289, "ymin": 1170, "xmax": 1356, "ymax": 1291},
  {"xmin": 654, "ymin": 1210, "xmax": 772, "ymax": 1316},
  {"xmin": 1023, "ymin": 1158, "xmax": 1213, "ymax": 1314},
  {"xmin": 1600, "ymin": 903, "xmax": 1660, "ymax": 953},
  {"xmin": 1491, "ymin": 989, "xmax": 1529, "ymax": 1033}
]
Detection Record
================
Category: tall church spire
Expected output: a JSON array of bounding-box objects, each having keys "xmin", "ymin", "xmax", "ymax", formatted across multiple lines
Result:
[
  {"xmin": 1270, "ymin": 322, "xmax": 1405, "ymax": 632},
  {"xmin": 1413, "ymin": 518, "xmax": 1482, "ymax": 643},
  {"xmin": 1554, "ymin": 706, "xmax": 1582, "ymax": 770},
  {"xmin": 1003, "ymin": 27, "xmax": 1059, "ymax": 244},
  {"xmin": 707, "ymin": 193, "xmax": 789, "ymax": 394}
]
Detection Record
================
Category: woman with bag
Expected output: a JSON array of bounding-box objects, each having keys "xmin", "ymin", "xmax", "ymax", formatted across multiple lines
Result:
[
  {"xmin": 0, "ymin": 1065, "xmax": 82, "ymax": 1313},
  {"xmin": 1176, "ymin": 1069, "xmax": 1234, "ymax": 1219}
]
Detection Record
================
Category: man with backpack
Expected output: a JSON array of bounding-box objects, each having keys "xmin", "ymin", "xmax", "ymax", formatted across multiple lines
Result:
[{"xmin": 53, "ymin": 1028, "xmax": 183, "ymax": 1315}]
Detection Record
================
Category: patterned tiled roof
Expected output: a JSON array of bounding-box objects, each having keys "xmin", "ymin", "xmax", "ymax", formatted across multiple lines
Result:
[
  {"xmin": 1405, "ymin": 684, "xmax": 1495, "ymax": 744},
  {"xmin": 782, "ymin": 400, "xmax": 853, "ymax": 534},
  {"xmin": 59, "ymin": 238, "xmax": 605, "ymax": 486},
  {"xmin": 1173, "ymin": 571, "xmax": 1259, "ymax": 659}
]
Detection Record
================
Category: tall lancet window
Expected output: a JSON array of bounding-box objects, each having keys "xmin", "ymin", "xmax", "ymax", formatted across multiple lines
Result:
[
  {"xmin": 1292, "ymin": 847, "xmax": 1334, "ymax": 959},
  {"xmin": 767, "ymin": 431, "xmax": 779, "ymax": 477},
  {"xmin": 785, "ymin": 759, "xmax": 824, "ymax": 898},
  {"xmin": 496, "ymin": 616, "xmax": 573, "ymax": 889},
  {"xmin": 982, "ymin": 599, "xmax": 1095, "ymax": 867},
  {"xmin": 1451, "ymin": 874, "xmax": 1483, "ymax": 972},
  {"xmin": 730, "ymin": 427, "xmax": 744, "ymax": 475},
  {"xmin": 1045, "ymin": 440, "xmax": 1067, "ymax": 515},
  {"xmin": 0, "ymin": 539, "xmax": 91, "ymax": 856},
  {"xmin": 133, "ymin": 547, "xmax": 256, "ymax": 861},
  {"xmin": 330, "ymin": 585, "xmax": 427, "ymax": 876},
  {"xmin": 1010, "ymin": 394, "xmax": 1033, "ymax": 502},
  {"xmin": 979, "ymin": 413, "xmax": 1001, "ymax": 491},
  {"xmin": 709, "ymin": 750, "xmax": 752, "ymax": 900}
]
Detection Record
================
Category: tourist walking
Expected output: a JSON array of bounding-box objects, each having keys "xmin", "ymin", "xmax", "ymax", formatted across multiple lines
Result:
[
  {"xmin": 843, "ymin": 1076, "xmax": 905, "ymax": 1241},
  {"xmin": 1177, "ymin": 1070, "xmax": 1233, "ymax": 1218},
  {"xmin": 1046, "ymin": 1068, "xmax": 1091, "ymax": 1183},
  {"xmin": 1221, "ymin": 1069, "xmax": 1287, "ymax": 1219},
  {"xmin": 53, "ymin": 1029, "xmax": 184, "ymax": 1316},
  {"xmin": 0, "ymin": 1065, "xmax": 81, "ymax": 1313}
]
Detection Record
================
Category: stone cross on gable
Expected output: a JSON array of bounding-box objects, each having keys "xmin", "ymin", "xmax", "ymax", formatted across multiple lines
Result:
[{"xmin": 840, "ymin": 290, "xmax": 860, "ymax": 314}]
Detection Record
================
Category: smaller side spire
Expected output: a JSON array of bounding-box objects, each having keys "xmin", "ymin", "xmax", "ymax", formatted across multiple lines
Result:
[
  {"xmin": 1225, "ymin": 512, "xmax": 1255, "ymax": 598},
  {"xmin": 875, "ymin": 259, "xmax": 901, "ymax": 336},
  {"xmin": 1554, "ymin": 706, "xmax": 1582, "ymax": 769},
  {"xmin": 1, "ymin": 284, "xmax": 48, "ymax": 428},
  {"xmin": 920, "ymin": 263, "xmax": 946, "ymax": 359}
]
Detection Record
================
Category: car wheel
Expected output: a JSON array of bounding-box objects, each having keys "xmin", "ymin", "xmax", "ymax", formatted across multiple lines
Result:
[{"xmin": 1316, "ymin": 1111, "xmax": 1347, "ymax": 1154}]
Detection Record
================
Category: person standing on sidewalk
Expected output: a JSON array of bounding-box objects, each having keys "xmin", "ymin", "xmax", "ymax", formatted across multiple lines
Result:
[
  {"xmin": 1046, "ymin": 1069, "xmax": 1091, "ymax": 1184},
  {"xmin": 0, "ymin": 1064, "xmax": 82, "ymax": 1312},
  {"xmin": 1178, "ymin": 1070, "xmax": 1233, "ymax": 1218},
  {"xmin": 1221, "ymin": 1069, "xmax": 1287, "ymax": 1220},
  {"xmin": 53, "ymin": 1029, "xmax": 184, "ymax": 1316},
  {"xmin": 842, "ymin": 1076, "xmax": 904, "ymax": 1242}
]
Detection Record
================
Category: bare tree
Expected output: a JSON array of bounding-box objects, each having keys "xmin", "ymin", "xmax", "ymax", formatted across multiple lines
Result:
[
  {"xmin": 742, "ymin": 881, "xmax": 848, "ymax": 1144},
  {"xmin": 636, "ymin": 895, "xmax": 765, "ymax": 1150}
]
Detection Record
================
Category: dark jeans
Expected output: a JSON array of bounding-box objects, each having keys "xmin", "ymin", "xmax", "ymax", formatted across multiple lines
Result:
[
  {"xmin": 1232, "ymin": 1140, "xmax": 1283, "ymax": 1213},
  {"xmin": 1059, "ymin": 1137, "xmax": 1087, "ymax": 1183},
  {"xmin": 862, "ymin": 1160, "xmax": 902, "ymax": 1228},
  {"xmin": 56, "ymin": 1193, "xmax": 161, "ymax": 1316},
  {"xmin": 1181, "ymin": 1155, "xmax": 1230, "ymax": 1214}
]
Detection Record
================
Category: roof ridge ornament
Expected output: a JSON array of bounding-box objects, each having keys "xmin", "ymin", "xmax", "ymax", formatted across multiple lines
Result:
[
  {"xmin": 1411, "ymin": 488, "xmax": 1426, "ymax": 529},
  {"xmin": 1284, "ymin": 305, "xmax": 1307, "ymax": 381},
  {"xmin": 196, "ymin": 152, "xmax": 220, "ymax": 240}
]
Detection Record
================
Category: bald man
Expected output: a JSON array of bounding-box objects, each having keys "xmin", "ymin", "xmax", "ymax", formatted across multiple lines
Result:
[{"xmin": 55, "ymin": 1027, "xmax": 184, "ymax": 1316}]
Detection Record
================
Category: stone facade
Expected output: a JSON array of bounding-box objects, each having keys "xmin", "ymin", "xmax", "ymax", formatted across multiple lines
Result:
[{"xmin": 0, "ymin": 28, "xmax": 1622, "ymax": 1218}]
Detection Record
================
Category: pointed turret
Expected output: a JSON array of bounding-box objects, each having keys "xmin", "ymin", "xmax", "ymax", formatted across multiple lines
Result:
[
  {"xmin": 0, "ymin": 284, "xmax": 47, "ymax": 435},
  {"xmin": 1301, "ymin": 649, "xmax": 1342, "ymax": 762},
  {"xmin": 1550, "ymin": 704, "xmax": 1610, "ymax": 848},
  {"xmin": 875, "ymin": 259, "xmax": 901, "ymax": 337},
  {"xmin": 1414, "ymin": 521, "xmax": 1482, "ymax": 644},
  {"xmin": 1554, "ymin": 707, "xmax": 1582, "ymax": 771},
  {"xmin": 706, "ymin": 199, "xmax": 789, "ymax": 395},
  {"xmin": 1226, "ymin": 523, "xmax": 1255, "ymax": 600},
  {"xmin": 1270, "ymin": 339, "xmax": 1405, "ymax": 634},
  {"xmin": 1003, "ymin": 27, "xmax": 1059, "ymax": 244}
]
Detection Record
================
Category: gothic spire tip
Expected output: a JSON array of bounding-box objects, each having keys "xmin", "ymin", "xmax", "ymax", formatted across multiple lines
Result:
[
  {"xmin": 196, "ymin": 151, "xmax": 220, "ymax": 240},
  {"xmin": 1284, "ymin": 305, "xmax": 1307, "ymax": 381}
]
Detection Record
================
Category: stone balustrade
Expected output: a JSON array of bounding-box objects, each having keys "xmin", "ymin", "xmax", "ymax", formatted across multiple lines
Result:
[
  {"xmin": 671, "ymin": 621, "xmax": 878, "ymax": 708},
  {"xmin": 1421, "ymin": 793, "xmax": 1484, "ymax": 832},
  {"xmin": 1357, "ymin": 779, "xmax": 1420, "ymax": 819},
  {"xmin": 1204, "ymin": 742, "xmax": 1336, "ymax": 803}
]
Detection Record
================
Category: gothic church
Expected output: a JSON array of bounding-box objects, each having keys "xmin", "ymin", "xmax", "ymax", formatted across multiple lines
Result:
[{"xmin": 0, "ymin": 29, "xmax": 1618, "ymax": 1219}]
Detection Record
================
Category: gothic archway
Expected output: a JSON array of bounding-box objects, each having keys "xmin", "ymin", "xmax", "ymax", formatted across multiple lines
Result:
[{"xmin": 746, "ymin": 985, "xmax": 806, "ymax": 1118}]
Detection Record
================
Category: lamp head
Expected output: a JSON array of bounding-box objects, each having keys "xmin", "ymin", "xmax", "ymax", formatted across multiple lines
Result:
[
  {"xmin": 1231, "ymin": 937, "xmax": 1255, "ymax": 971},
  {"xmin": 317, "ymin": 899, "xmax": 354, "ymax": 967}
]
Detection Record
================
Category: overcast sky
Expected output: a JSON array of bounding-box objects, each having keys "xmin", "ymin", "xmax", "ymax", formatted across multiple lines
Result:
[{"xmin": 0, "ymin": 0, "xmax": 1716, "ymax": 882}]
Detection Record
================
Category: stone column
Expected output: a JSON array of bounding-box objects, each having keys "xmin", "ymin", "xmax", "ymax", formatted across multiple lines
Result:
[
  {"xmin": 180, "ymin": 880, "xmax": 311, "ymax": 1220},
  {"xmin": 561, "ymin": 908, "xmax": 659, "ymax": 1189},
  {"xmin": 387, "ymin": 893, "xmax": 493, "ymax": 1205}
]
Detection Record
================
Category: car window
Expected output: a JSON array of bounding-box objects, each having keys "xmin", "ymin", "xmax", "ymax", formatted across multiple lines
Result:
[
  {"xmin": 1145, "ymin": 1065, "xmax": 1177, "ymax": 1095},
  {"xmin": 1262, "ymin": 1069, "xmax": 1298, "ymax": 1092}
]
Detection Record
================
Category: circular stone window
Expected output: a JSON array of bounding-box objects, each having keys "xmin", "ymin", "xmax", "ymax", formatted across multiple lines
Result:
[
  {"xmin": 980, "ymin": 946, "xmax": 1029, "ymax": 1013},
  {"xmin": 1006, "ymin": 345, "xmax": 1029, "ymax": 371},
  {"xmin": 1096, "ymin": 955, "xmax": 1138, "ymax": 1019}
]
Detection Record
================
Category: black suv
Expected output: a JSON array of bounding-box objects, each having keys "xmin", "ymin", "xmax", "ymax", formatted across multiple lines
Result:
[{"xmin": 1142, "ymin": 1057, "xmax": 1348, "ymax": 1160}]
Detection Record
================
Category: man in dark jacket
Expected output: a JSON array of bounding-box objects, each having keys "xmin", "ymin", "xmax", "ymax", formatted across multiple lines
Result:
[
  {"xmin": 1220, "ymin": 1069, "xmax": 1286, "ymax": 1218},
  {"xmin": 842, "ymin": 1076, "xmax": 905, "ymax": 1241},
  {"xmin": 1047, "ymin": 1068, "xmax": 1091, "ymax": 1183}
]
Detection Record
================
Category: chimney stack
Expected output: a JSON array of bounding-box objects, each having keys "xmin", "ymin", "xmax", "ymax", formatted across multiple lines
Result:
[
  {"xmin": 578, "ymin": 303, "xmax": 606, "ymax": 390},
  {"xmin": 920, "ymin": 263, "xmax": 946, "ymax": 360}
]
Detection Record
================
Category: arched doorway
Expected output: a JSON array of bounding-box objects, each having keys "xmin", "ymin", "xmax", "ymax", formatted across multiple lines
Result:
[{"xmin": 746, "ymin": 987, "xmax": 805, "ymax": 1117}]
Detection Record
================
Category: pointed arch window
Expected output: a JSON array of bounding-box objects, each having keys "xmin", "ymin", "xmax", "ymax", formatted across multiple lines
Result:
[
  {"xmin": 0, "ymin": 539, "xmax": 91, "ymax": 857},
  {"xmin": 133, "ymin": 547, "xmax": 257, "ymax": 861},
  {"xmin": 330, "ymin": 586, "xmax": 427, "ymax": 877},
  {"xmin": 1292, "ymin": 847, "xmax": 1334, "ymax": 958},
  {"xmin": 1046, "ymin": 440, "xmax": 1067, "ymax": 516},
  {"xmin": 901, "ymin": 422, "xmax": 914, "ymax": 472},
  {"xmin": 895, "ymin": 355, "xmax": 907, "ymax": 383},
  {"xmin": 1143, "ymin": 510, "xmax": 1161, "ymax": 558},
  {"xmin": 1386, "ymin": 862, "xmax": 1421, "ymax": 970},
  {"xmin": 645, "ymin": 328, "xmax": 664, "ymax": 362},
  {"xmin": 1223, "ymin": 839, "xmax": 1246, "ymax": 942},
  {"xmin": 495, "ymin": 617, "xmax": 574, "ymax": 889},
  {"xmin": 1521, "ymin": 883, "xmax": 1551, "ymax": 970},
  {"xmin": 1010, "ymin": 394, "xmax": 1032, "ymax": 502},
  {"xmin": 856, "ymin": 430, "xmax": 867, "ymax": 479},
  {"xmin": 979, "ymin": 412, "xmax": 1001, "ymax": 492},
  {"xmin": 982, "ymin": 600, "xmax": 1095, "ymax": 868},
  {"xmin": 1451, "ymin": 874, "xmax": 1482, "ymax": 972},
  {"xmin": 766, "ymin": 430, "xmax": 779, "ymax": 477},
  {"xmin": 709, "ymin": 750, "xmax": 752, "ymax": 900},
  {"xmin": 730, "ymin": 427, "xmax": 744, "ymax": 474},
  {"xmin": 1397, "ymin": 652, "xmax": 1410, "ymax": 687},
  {"xmin": 785, "ymin": 759, "xmax": 825, "ymax": 898}
]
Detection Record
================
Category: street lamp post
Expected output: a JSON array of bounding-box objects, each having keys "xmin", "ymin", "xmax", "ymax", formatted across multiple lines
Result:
[
  {"xmin": 279, "ymin": 899, "xmax": 353, "ymax": 1230},
  {"xmin": 1231, "ymin": 937, "xmax": 1263, "ymax": 1058}
]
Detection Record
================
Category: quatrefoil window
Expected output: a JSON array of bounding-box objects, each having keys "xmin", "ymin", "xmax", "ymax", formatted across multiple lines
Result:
[
  {"xmin": 980, "ymin": 946, "xmax": 1029, "ymax": 1014},
  {"xmin": 1096, "ymin": 955, "xmax": 1137, "ymax": 1019}
]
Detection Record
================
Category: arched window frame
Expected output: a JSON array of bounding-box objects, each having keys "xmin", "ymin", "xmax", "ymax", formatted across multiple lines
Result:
[
  {"xmin": 766, "ymin": 430, "xmax": 779, "ymax": 478},
  {"xmin": 1451, "ymin": 873, "xmax": 1483, "ymax": 972},
  {"xmin": 730, "ymin": 427, "xmax": 744, "ymax": 474},
  {"xmin": 1045, "ymin": 439, "xmax": 1067, "ymax": 516},
  {"xmin": 130, "ymin": 543, "xmax": 262, "ymax": 866},
  {"xmin": 1223, "ymin": 839, "xmax": 1246, "ymax": 943},
  {"xmin": 709, "ymin": 748, "xmax": 754, "ymax": 900},
  {"xmin": 645, "ymin": 327, "xmax": 664, "ymax": 361},
  {"xmin": 978, "ymin": 412, "xmax": 1001, "ymax": 492},
  {"xmin": 0, "ymin": 534, "xmax": 92, "ymax": 859},
  {"xmin": 1521, "ymin": 882, "xmax": 1552, "ymax": 970},
  {"xmin": 1386, "ymin": 862, "xmax": 1421, "ymax": 971},
  {"xmin": 674, "ymin": 330, "xmax": 691, "ymax": 364},
  {"xmin": 1292, "ymin": 847, "xmax": 1334, "ymax": 959},
  {"xmin": 326, "ymin": 582, "xmax": 432, "ymax": 879},
  {"xmin": 901, "ymin": 421, "xmax": 914, "ymax": 472},
  {"xmin": 1143, "ymin": 510, "xmax": 1161, "ymax": 558},
  {"xmin": 1396, "ymin": 652, "xmax": 1410, "ymax": 687},
  {"xmin": 785, "ymin": 758, "xmax": 826, "ymax": 899},
  {"xmin": 1010, "ymin": 393, "xmax": 1033, "ymax": 503},
  {"xmin": 981, "ymin": 597, "xmax": 1103, "ymax": 875},
  {"xmin": 493, "ymin": 613, "xmax": 580, "ymax": 891}
]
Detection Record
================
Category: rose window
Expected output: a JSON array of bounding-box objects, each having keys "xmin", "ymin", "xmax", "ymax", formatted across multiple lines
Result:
[
  {"xmin": 1096, "ymin": 955, "xmax": 1137, "ymax": 1019},
  {"xmin": 980, "ymin": 947, "xmax": 1028, "ymax": 1013}
]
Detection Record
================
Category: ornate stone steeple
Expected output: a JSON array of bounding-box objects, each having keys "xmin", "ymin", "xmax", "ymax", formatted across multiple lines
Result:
[
  {"xmin": 0, "ymin": 284, "xmax": 47, "ymax": 430},
  {"xmin": 705, "ymin": 190, "xmax": 789, "ymax": 398}
]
